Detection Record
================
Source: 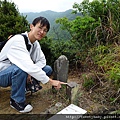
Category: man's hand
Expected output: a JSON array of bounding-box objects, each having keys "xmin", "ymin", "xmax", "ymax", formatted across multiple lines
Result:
[{"xmin": 49, "ymin": 79, "xmax": 67, "ymax": 90}]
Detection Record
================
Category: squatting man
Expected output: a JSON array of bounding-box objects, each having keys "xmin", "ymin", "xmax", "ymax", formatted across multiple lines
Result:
[{"xmin": 0, "ymin": 16, "xmax": 66, "ymax": 113}]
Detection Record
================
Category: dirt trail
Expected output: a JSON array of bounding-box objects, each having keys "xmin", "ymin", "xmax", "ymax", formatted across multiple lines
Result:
[
  {"xmin": 0, "ymin": 80, "xmax": 69, "ymax": 114},
  {"xmin": 0, "ymin": 84, "xmax": 52, "ymax": 114},
  {"xmin": 0, "ymin": 72, "xmax": 119, "ymax": 116}
]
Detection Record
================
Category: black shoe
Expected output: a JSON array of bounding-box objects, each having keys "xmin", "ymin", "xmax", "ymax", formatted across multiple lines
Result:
[{"xmin": 10, "ymin": 98, "xmax": 33, "ymax": 113}]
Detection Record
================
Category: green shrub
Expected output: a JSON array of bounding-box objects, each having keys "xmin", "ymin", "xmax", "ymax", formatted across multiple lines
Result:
[{"xmin": 91, "ymin": 45, "xmax": 120, "ymax": 88}]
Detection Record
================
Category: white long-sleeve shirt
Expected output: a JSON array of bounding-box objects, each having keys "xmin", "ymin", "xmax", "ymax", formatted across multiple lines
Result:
[{"xmin": 0, "ymin": 32, "xmax": 49, "ymax": 84}]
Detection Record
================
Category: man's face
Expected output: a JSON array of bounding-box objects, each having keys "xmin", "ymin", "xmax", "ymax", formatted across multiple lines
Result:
[{"xmin": 30, "ymin": 22, "xmax": 48, "ymax": 40}]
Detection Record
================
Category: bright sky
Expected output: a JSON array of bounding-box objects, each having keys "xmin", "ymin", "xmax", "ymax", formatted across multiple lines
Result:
[{"xmin": 8, "ymin": 0, "xmax": 83, "ymax": 13}]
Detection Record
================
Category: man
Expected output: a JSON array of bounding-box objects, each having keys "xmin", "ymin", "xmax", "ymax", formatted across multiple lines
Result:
[{"xmin": 0, "ymin": 16, "xmax": 65, "ymax": 113}]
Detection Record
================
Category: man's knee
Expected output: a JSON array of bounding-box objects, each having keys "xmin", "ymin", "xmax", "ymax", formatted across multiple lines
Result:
[{"xmin": 42, "ymin": 65, "xmax": 53, "ymax": 76}]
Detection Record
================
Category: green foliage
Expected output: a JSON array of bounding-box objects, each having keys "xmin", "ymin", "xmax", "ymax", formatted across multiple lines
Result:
[
  {"xmin": 56, "ymin": 14, "xmax": 98, "ymax": 51},
  {"xmin": 40, "ymin": 0, "xmax": 120, "ymax": 72},
  {"xmin": 0, "ymin": 0, "xmax": 29, "ymax": 41},
  {"xmin": 52, "ymin": 40, "xmax": 80, "ymax": 63},
  {"xmin": 91, "ymin": 45, "xmax": 120, "ymax": 88},
  {"xmin": 55, "ymin": 0, "xmax": 120, "ymax": 56},
  {"xmin": 91, "ymin": 45, "xmax": 111, "ymax": 63},
  {"xmin": 76, "ymin": 0, "xmax": 120, "ymax": 44},
  {"xmin": 82, "ymin": 74, "xmax": 95, "ymax": 89},
  {"xmin": 40, "ymin": 37, "xmax": 80, "ymax": 67},
  {"xmin": 54, "ymin": 0, "xmax": 120, "ymax": 73},
  {"xmin": 39, "ymin": 37, "xmax": 55, "ymax": 66}
]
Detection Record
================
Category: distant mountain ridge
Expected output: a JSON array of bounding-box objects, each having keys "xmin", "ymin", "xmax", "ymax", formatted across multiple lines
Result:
[
  {"xmin": 22, "ymin": 9, "xmax": 80, "ymax": 40},
  {"xmin": 22, "ymin": 9, "xmax": 77, "ymax": 23}
]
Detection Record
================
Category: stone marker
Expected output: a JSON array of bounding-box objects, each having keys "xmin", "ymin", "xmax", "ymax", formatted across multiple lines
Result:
[
  {"xmin": 66, "ymin": 82, "xmax": 79, "ymax": 103},
  {"xmin": 52, "ymin": 55, "xmax": 69, "ymax": 94},
  {"xmin": 53, "ymin": 55, "xmax": 69, "ymax": 83},
  {"xmin": 53, "ymin": 55, "xmax": 79, "ymax": 104}
]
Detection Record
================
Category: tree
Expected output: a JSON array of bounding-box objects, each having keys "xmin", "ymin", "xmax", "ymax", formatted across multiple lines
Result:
[
  {"xmin": 73, "ymin": 0, "xmax": 120, "ymax": 44},
  {"xmin": 56, "ymin": 0, "xmax": 120, "ymax": 48},
  {"xmin": 0, "ymin": 0, "xmax": 29, "ymax": 41},
  {"xmin": 56, "ymin": 8, "xmax": 98, "ymax": 51}
]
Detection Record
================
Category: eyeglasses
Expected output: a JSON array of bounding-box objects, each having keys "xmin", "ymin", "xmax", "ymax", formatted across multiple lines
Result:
[{"xmin": 39, "ymin": 26, "xmax": 48, "ymax": 33}]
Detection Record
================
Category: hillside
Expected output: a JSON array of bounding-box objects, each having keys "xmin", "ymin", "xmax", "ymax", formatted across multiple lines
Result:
[{"xmin": 22, "ymin": 9, "xmax": 81, "ymax": 40}]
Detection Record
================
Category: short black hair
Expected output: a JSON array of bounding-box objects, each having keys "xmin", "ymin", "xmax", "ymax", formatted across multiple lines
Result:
[{"xmin": 32, "ymin": 16, "xmax": 50, "ymax": 32}]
